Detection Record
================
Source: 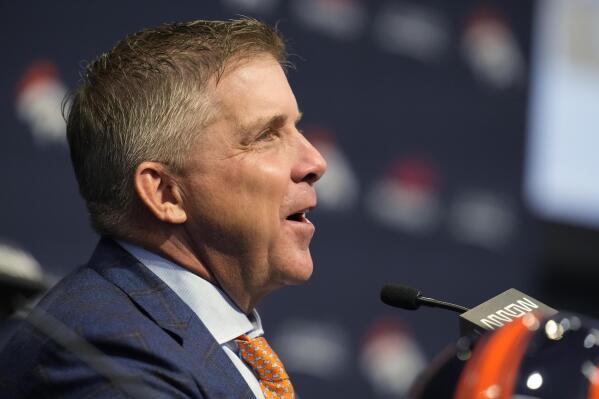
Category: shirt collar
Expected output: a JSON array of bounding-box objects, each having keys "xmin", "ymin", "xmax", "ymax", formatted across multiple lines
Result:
[{"xmin": 116, "ymin": 240, "xmax": 263, "ymax": 344}]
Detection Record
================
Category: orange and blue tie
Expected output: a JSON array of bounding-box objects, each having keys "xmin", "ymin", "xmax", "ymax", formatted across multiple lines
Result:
[{"xmin": 236, "ymin": 334, "xmax": 295, "ymax": 399}]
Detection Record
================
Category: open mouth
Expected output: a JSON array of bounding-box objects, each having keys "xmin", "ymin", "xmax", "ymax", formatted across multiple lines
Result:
[{"xmin": 285, "ymin": 209, "xmax": 310, "ymax": 223}]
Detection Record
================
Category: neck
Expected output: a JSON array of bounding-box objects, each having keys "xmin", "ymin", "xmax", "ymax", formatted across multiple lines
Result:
[{"xmin": 125, "ymin": 225, "xmax": 263, "ymax": 314}]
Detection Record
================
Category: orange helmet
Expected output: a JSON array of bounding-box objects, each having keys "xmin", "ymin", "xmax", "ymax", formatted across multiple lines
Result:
[{"xmin": 412, "ymin": 313, "xmax": 599, "ymax": 399}]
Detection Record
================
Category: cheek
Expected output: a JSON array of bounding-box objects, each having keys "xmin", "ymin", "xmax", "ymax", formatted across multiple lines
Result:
[
  {"xmin": 234, "ymin": 159, "xmax": 290, "ymax": 215},
  {"xmin": 188, "ymin": 160, "xmax": 290, "ymax": 238}
]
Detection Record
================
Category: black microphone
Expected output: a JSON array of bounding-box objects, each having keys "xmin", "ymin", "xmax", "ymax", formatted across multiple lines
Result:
[
  {"xmin": 381, "ymin": 284, "xmax": 469, "ymax": 314},
  {"xmin": 381, "ymin": 283, "xmax": 558, "ymax": 336}
]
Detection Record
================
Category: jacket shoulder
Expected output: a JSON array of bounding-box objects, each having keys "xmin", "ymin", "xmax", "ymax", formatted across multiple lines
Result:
[{"xmin": 0, "ymin": 263, "xmax": 202, "ymax": 398}]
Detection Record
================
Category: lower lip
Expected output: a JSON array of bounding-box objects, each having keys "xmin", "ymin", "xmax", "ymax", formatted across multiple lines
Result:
[{"xmin": 283, "ymin": 218, "xmax": 315, "ymax": 234}]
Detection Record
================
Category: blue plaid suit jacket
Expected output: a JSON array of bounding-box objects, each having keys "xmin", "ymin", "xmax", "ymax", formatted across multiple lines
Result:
[{"xmin": 0, "ymin": 237, "xmax": 256, "ymax": 398}]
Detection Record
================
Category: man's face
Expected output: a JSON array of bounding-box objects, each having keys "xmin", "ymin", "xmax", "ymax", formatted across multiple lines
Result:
[{"xmin": 179, "ymin": 55, "xmax": 327, "ymax": 303}]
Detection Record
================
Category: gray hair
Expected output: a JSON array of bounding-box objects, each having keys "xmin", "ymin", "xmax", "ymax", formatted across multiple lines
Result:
[{"xmin": 65, "ymin": 18, "xmax": 288, "ymax": 237}]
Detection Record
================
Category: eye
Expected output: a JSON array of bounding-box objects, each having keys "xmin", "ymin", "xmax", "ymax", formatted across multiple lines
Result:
[{"xmin": 256, "ymin": 128, "xmax": 279, "ymax": 142}]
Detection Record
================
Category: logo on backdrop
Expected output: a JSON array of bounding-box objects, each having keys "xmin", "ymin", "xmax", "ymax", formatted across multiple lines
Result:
[
  {"xmin": 447, "ymin": 189, "xmax": 516, "ymax": 250},
  {"xmin": 16, "ymin": 60, "xmax": 69, "ymax": 145},
  {"xmin": 461, "ymin": 5, "xmax": 524, "ymax": 89},
  {"xmin": 360, "ymin": 318, "xmax": 426, "ymax": 398},
  {"xmin": 373, "ymin": 2, "xmax": 449, "ymax": 63},
  {"xmin": 366, "ymin": 156, "xmax": 441, "ymax": 234},
  {"xmin": 306, "ymin": 126, "xmax": 359, "ymax": 211},
  {"xmin": 271, "ymin": 319, "xmax": 350, "ymax": 379},
  {"xmin": 221, "ymin": 0, "xmax": 278, "ymax": 14},
  {"xmin": 291, "ymin": 0, "xmax": 367, "ymax": 40}
]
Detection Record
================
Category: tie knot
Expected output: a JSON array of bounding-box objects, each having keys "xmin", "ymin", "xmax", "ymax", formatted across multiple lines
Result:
[{"xmin": 236, "ymin": 335, "xmax": 295, "ymax": 398}]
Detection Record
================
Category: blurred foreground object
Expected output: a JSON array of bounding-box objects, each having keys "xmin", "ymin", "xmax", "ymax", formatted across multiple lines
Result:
[
  {"xmin": 411, "ymin": 313, "xmax": 599, "ymax": 399},
  {"xmin": 0, "ymin": 241, "xmax": 46, "ymax": 319}
]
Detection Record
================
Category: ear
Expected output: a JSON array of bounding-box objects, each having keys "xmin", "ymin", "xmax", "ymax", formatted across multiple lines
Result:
[{"xmin": 133, "ymin": 161, "xmax": 187, "ymax": 224}]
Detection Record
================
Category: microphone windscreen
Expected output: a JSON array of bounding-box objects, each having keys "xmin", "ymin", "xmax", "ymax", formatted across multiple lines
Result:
[{"xmin": 380, "ymin": 284, "xmax": 421, "ymax": 310}]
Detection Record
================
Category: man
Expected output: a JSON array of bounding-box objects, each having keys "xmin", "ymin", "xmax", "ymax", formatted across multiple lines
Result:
[{"xmin": 0, "ymin": 18, "xmax": 326, "ymax": 398}]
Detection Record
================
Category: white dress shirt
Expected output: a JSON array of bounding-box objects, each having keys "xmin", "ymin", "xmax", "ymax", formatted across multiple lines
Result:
[{"xmin": 117, "ymin": 241, "xmax": 265, "ymax": 399}]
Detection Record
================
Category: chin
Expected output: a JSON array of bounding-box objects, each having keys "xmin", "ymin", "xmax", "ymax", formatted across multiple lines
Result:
[{"xmin": 278, "ymin": 255, "xmax": 314, "ymax": 286}]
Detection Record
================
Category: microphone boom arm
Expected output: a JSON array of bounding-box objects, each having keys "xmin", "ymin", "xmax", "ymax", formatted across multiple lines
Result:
[{"xmin": 418, "ymin": 296, "xmax": 469, "ymax": 314}]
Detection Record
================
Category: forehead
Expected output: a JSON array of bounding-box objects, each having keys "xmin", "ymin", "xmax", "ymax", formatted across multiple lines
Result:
[{"xmin": 210, "ymin": 55, "xmax": 299, "ymax": 129}]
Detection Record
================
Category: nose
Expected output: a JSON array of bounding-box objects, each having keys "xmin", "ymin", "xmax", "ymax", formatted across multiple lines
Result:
[{"xmin": 292, "ymin": 133, "xmax": 327, "ymax": 185}]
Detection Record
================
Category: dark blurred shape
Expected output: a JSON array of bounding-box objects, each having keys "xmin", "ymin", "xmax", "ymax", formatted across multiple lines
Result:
[
  {"xmin": 0, "ymin": 241, "xmax": 47, "ymax": 349},
  {"xmin": 411, "ymin": 313, "xmax": 599, "ymax": 399},
  {"xmin": 0, "ymin": 241, "xmax": 46, "ymax": 319},
  {"xmin": 537, "ymin": 221, "xmax": 599, "ymax": 320}
]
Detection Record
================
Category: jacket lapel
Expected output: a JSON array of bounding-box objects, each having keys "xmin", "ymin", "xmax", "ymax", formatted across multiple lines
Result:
[{"xmin": 89, "ymin": 237, "xmax": 253, "ymax": 399}]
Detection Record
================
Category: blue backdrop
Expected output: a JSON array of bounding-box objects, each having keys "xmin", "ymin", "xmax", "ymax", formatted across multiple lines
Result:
[{"xmin": 1, "ymin": 1, "xmax": 536, "ymax": 397}]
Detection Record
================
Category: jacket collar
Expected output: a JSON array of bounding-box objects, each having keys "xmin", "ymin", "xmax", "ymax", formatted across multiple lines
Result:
[
  {"xmin": 88, "ymin": 236, "xmax": 254, "ymax": 399},
  {"xmin": 116, "ymin": 239, "xmax": 264, "ymax": 345}
]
